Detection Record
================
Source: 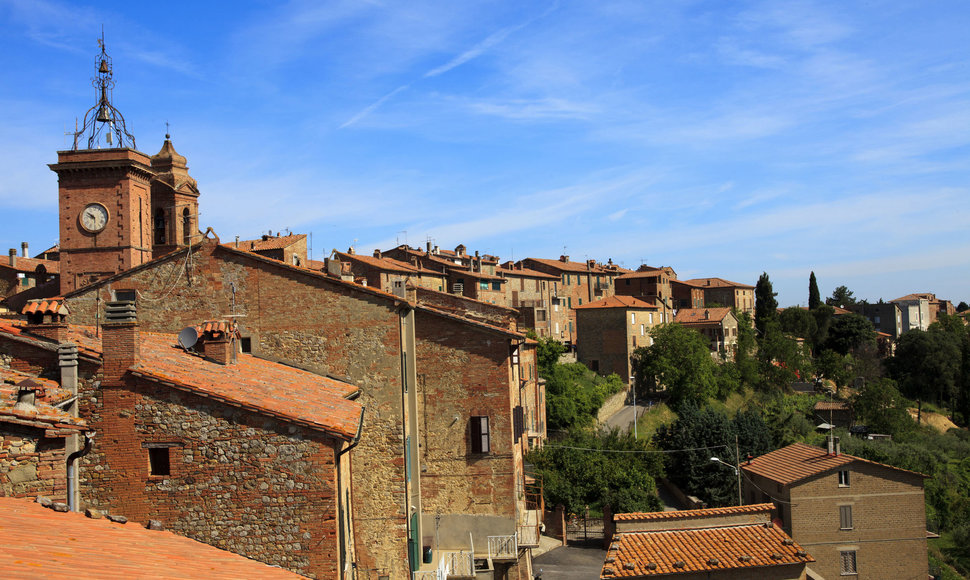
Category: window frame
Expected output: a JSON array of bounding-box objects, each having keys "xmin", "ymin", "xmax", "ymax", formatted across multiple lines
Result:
[
  {"xmin": 470, "ymin": 416, "xmax": 490, "ymax": 454},
  {"xmin": 839, "ymin": 469, "xmax": 850, "ymax": 487},
  {"xmin": 839, "ymin": 550, "xmax": 857, "ymax": 575},
  {"xmin": 148, "ymin": 447, "xmax": 171, "ymax": 477},
  {"xmin": 839, "ymin": 505, "xmax": 854, "ymax": 530}
]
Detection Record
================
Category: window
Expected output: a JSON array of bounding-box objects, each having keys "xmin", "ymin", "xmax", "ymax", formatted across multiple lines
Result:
[
  {"xmin": 839, "ymin": 470, "xmax": 850, "ymax": 487},
  {"xmin": 154, "ymin": 207, "xmax": 166, "ymax": 244},
  {"xmin": 182, "ymin": 208, "xmax": 191, "ymax": 245},
  {"xmin": 590, "ymin": 360, "xmax": 599, "ymax": 372},
  {"xmin": 148, "ymin": 447, "xmax": 170, "ymax": 476},
  {"xmin": 630, "ymin": 313, "xmax": 636, "ymax": 324},
  {"xmin": 240, "ymin": 337, "xmax": 252, "ymax": 353},
  {"xmin": 492, "ymin": 281, "xmax": 501, "ymax": 291},
  {"xmin": 470, "ymin": 416, "xmax": 490, "ymax": 454},
  {"xmin": 648, "ymin": 313, "xmax": 654, "ymax": 324},
  {"xmin": 640, "ymin": 324, "xmax": 645, "ymax": 336},
  {"xmin": 839, "ymin": 505, "xmax": 853, "ymax": 530},
  {"xmin": 480, "ymin": 281, "xmax": 489, "ymax": 290},
  {"xmin": 578, "ymin": 298, "xmax": 583, "ymax": 305},
  {"xmin": 567, "ymin": 298, "xmax": 572, "ymax": 308},
  {"xmin": 840, "ymin": 550, "xmax": 857, "ymax": 575}
]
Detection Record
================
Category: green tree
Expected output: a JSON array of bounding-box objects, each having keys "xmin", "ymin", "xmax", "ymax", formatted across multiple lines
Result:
[
  {"xmin": 755, "ymin": 272, "xmax": 778, "ymax": 338},
  {"xmin": 957, "ymin": 301, "xmax": 969, "ymax": 313},
  {"xmin": 808, "ymin": 271, "xmax": 821, "ymax": 310},
  {"xmin": 811, "ymin": 304, "xmax": 835, "ymax": 352},
  {"xmin": 826, "ymin": 285, "xmax": 857, "ymax": 308},
  {"xmin": 733, "ymin": 310, "xmax": 759, "ymax": 389},
  {"xmin": 528, "ymin": 428, "xmax": 664, "ymax": 515},
  {"xmin": 758, "ymin": 320, "xmax": 813, "ymax": 390},
  {"xmin": 825, "ymin": 313, "xmax": 876, "ymax": 356},
  {"xmin": 889, "ymin": 328, "xmax": 961, "ymax": 409},
  {"xmin": 531, "ymin": 332, "xmax": 566, "ymax": 378},
  {"xmin": 632, "ymin": 323, "xmax": 719, "ymax": 409},
  {"xmin": 545, "ymin": 363, "xmax": 623, "ymax": 431},
  {"xmin": 852, "ymin": 378, "xmax": 915, "ymax": 436},
  {"xmin": 778, "ymin": 307, "xmax": 818, "ymax": 340}
]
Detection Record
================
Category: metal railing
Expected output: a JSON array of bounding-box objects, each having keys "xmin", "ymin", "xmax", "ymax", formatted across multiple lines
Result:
[
  {"xmin": 487, "ymin": 534, "xmax": 517, "ymax": 560},
  {"xmin": 517, "ymin": 523, "xmax": 541, "ymax": 547},
  {"xmin": 442, "ymin": 550, "xmax": 475, "ymax": 577}
]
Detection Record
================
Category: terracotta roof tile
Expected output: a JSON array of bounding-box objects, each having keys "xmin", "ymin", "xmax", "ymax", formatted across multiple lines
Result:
[
  {"xmin": 574, "ymin": 296, "xmax": 660, "ymax": 310},
  {"xmin": 601, "ymin": 523, "xmax": 813, "ymax": 578},
  {"xmin": 616, "ymin": 268, "xmax": 669, "ymax": 280},
  {"xmin": 524, "ymin": 257, "xmax": 623, "ymax": 274},
  {"xmin": 0, "ymin": 369, "xmax": 86, "ymax": 430},
  {"xmin": 21, "ymin": 297, "xmax": 68, "ymax": 316},
  {"xmin": 496, "ymin": 265, "xmax": 560, "ymax": 280},
  {"xmin": 674, "ymin": 308, "xmax": 734, "ymax": 325},
  {"xmin": 742, "ymin": 442, "xmax": 927, "ymax": 486},
  {"xmin": 131, "ymin": 332, "xmax": 362, "ymax": 440},
  {"xmin": 0, "ymin": 497, "xmax": 303, "ymax": 579},
  {"xmin": 685, "ymin": 277, "xmax": 754, "ymax": 290},
  {"xmin": 812, "ymin": 401, "xmax": 850, "ymax": 411},
  {"xmin": 614, "ymin": 504, "xmax": 773, "ymax": 522},
  {"xmin": 227, "ymin": 234, "xmax": 306, "ymax": 252},
  {"xmin": 0, "ymin": 256, "xmax": 60, "ymax": 274},
  {"xmin": 335, "ymin": 251, "xmax": 429, "ymax": 274}
]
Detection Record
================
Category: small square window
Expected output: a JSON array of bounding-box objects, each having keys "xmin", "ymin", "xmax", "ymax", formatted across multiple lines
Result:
[
  {"xmin": 240, "ymin": 337, "xmax": 252, "ymax": 353},
  {"xmin": 839, "ymin": 470, "xmax": 850, "ymax": 487},
  {"xmin": 840, "ymin": 550, "xmax": 857, "ymax": 575},
  {"xmin": 148, "ymin": 447, "xmax": 170, "ymax": 476}
]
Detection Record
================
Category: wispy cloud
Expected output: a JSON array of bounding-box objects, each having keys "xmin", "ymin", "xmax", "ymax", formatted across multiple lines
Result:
[
  {"xmin": 424, "ymin": 23, "xmax": 522, "ymax": 78},
  {"xmin": 340, "ymin": 85, "xmax": 410, "ymax": 128}
]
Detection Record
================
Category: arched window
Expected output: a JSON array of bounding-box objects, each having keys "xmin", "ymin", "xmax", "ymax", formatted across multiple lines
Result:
[
  {"xmin": 182, "ymin": 208, "xmax": 191, "ymax": 245},
  {"xmin": 154, "ymin": 208, "xmax": 166, "ymax": 245}
]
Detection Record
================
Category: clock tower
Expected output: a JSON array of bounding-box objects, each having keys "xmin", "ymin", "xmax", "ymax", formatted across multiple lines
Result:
[{"xmin": 50, "ymin": 36, "xmax": 155, "ymax": 295}]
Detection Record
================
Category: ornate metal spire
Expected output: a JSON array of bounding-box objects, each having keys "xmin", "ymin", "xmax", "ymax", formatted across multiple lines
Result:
[{"xmin": 71, "ymin": 31, "xmax": 137, "ymax": 150}]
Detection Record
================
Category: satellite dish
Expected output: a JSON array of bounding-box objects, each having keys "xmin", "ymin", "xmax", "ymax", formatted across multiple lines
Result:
[{"xmin": 177, "ymin": 327, "xmax": 199, "ymax": 350}]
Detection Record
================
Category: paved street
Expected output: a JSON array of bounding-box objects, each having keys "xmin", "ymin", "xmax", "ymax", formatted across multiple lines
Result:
[
  {"xmin": 602, "ymin": 403, "xmax": 641, "ymax": 433},
  {"xmin": 533, "ymin": 541, "xmax": 607, "ymax": 580}
]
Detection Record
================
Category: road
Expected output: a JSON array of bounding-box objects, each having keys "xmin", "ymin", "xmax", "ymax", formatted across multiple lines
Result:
[
  {"xmin": 602, "ymin": 403, "xmax": 641, "ymax": 433},
  {"xmin": 533, "ymin": 541, "xmax": 607, "ymax": 580}
]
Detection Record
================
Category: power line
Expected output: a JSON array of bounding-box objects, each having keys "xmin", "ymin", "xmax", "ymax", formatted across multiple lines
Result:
[{"xmin": 541, "ymin": 443, "xmax": 729, "ymax": 455}]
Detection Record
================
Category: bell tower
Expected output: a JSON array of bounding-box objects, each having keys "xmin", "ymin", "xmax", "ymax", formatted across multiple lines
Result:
[
  {"xmin": 49, "ymin": 34, "xmax": 155, "ymax": 295},
  {"xmin": 150, "ymin": 132, "xmax": 200, "ymax": 258}
]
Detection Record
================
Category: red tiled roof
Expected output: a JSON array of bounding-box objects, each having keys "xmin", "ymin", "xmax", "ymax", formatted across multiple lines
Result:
[
  {"xmin": 615, "ymin": 504, "xmax": 773, "ymax": 522},
  {"xmin": 496, "ymin": 265, "xmax": 560, "ymax": 280},
  {"xmin": 0, "ymin": 370, "xmax": 86, "ymax": 430},
  {"xmin": 416, "ymin": 305, "xmax": 525, "ymax": 339},
  {"xmin": 130, "ymin": 332, "xmax": 362, "ymax": 440},
  {"xmin": 616, "ymin": 268, "xmax": 669, "ymax": 280},
  {"xmin": 524, "ymin": 257, "xmax": 623, "ymax": 274},
  {"xmin": 335, "ymin": 251, "xmax": 427, "ymax": 275},
  {"xmin": 0, "ymin": 497, "xmax": 303, "ymax": 579},
  {"xmin": 742, "ymin": 442, "xmax": 927, "ymax": 486},
  {"xmin": 225, "ymin": 234, "xmax": 306, "ymax": 252},
  {"xmin": 685, "ymin": 277, "xmax": 754, "ymax": 290},
  {"xmin": 670, "ymin": 279, "xmax": 707, "ymax": 289},
  {"xmin": 892, "ymin": 293, "xmax": 936, "ymax": 302},
  {"xmin": 21, "ymin": 297, "xmax": 68, "ymax": 316},
  {"xmin": 601, "ymin": 523, "xmax": 813, "ymax": 578},
  {"xmin": 674, "ymin": 308, "xmax": 734, "ymax": 325},
  {"xmin": 574, "ymin": 296, "xmax": 660, "ymax": 310},
  {"xmin": 0, "ymin": 256, "xmax": 60, "ymax": 274}
]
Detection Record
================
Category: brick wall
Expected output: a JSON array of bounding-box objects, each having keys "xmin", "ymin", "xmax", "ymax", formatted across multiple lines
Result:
[{"xmin": 79, "ymin": 376, "xmax": 343, "ymax": 579}]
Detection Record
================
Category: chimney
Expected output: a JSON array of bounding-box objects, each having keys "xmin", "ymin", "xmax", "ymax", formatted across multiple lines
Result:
[
  {"xmin": 14, "ymin": 380, "xmax": 42, "ymax": 411},
  {"xmin": 102, "ymin": 300, "xmax": 139, "ymax": 387},
  {"xmin": 704, "ymin": 309, "xmax": 710, "ymax": 320},
  {"xmin": 23, "ymin": 299, "xmax": 69, "ymax": 343},
  {"xmin": 8, "ymin": 248, "xmax": 15, "ymax": 268},
  {"xmin": 373, "ymin": 249, "xmax": 382, "ymax": 259},
  {"xmin": 347, "ymin": 246, "xmax": 355, "ymax": 255},
  {"xmin": 21, "ymin": 242, "xmax": 28, "ymax": 258},
  {"xmin": 59, "ymin": 343, "xmax": 79, "ymax": 399},
  {"xmin": 433, "ymin": 245, "xmax": 439, "ymax": 255},
  {"xmin": 426, "ymin": 241, "xmax": 432, "ymax": 253},
  {"xmin": 234, "ymin": 235, "xmax": 239, "ymax": 248},
  {"xmin": 559, "ymin": 255, "xmax": 569, "ymax": 263},
  {"xmin": 201, "ymin": 324, "xmax": 233, "ymax": 365},
  {"xmin": 834, "ymin": 436, "xmax": 840, "ymax": 456}
]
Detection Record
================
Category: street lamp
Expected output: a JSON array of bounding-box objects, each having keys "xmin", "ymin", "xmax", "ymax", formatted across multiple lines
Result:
[
  {"xmin": 710, "ymin": 456, "xmax": 742, "ymax": 506},
  {"xmin": 629, "ymin": 375, "xmax": 637, "ymax": 440}
]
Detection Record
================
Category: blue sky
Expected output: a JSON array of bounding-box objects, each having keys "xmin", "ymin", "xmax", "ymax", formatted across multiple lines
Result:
[{"xmin": 2, "ymin": 0, "xmax": 968, "ymax": 307}]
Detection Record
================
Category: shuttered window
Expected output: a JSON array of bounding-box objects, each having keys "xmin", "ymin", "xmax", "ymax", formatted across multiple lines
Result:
[
  {"xmin": 471, "ymin": 416, "xmax": 490, "ymax": 454},
  {"xmin": 839, "ymin": 505, "xmax": 853, "ymax": 530}
]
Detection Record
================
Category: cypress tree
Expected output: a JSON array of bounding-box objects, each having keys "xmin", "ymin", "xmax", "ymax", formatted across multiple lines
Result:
[
  {"xmin": 808, "ymin": 271, "xmax": 820, "ymax": 310},
  {"xmin": 755, "ymin": 272, "xmax": 778, "ymax": 338}
]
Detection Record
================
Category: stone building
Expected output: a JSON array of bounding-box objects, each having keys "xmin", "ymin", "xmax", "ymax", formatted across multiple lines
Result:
[
  {"xmin": 496, "ymin": 261, "xmax": 560, "ymax": 338},
  {"xmin": 518, "ymin": 256, "xmax": 625, "ymax": 346},
  {"xmin": 602, "ymin": 504, "xmax": 816, "ymax": 580},
  {"xmin": 672, "ymin": 308, "xmax": 739, "ymax": 357},
  {"xmin": 383, "ymin": 244, "xmax": 508, "ymax": 304},
  {"xmin": 575, "ymin": 295, "xmax": 663, "ymax": 382},
  {"xmin": 850, "ymin": 302, "xmax": 903, "ymax": 339},
  {"xmin": 227, "ymin": 233, "xmax": 308, "ymax": 267},
  {"xmin": 614, "ymin": 266, "xmax": 677, "ymax": 321},
  {"xmin": 331, "ymin": 249, "xmax": 447, "ymax": 294},
  {"xmin": 0, "ymin": 246, "xmax": 59, "ymax": 301},
  {"xmin": 685, "ymin": 278, "xmax": 755, "ymax": 319},
  {"xmin": 671, "ymin": 279, "xmax": 705, "ymax": 310},
  {"xmin": 0, "ymin": 304, "xmax": 364, "ymax": 579},
  {"xmin": 742, "ymin": 441, "xmax": 928, "ymax": 580}
]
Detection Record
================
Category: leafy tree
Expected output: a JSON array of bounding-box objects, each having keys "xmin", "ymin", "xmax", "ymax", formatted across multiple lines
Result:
[
  {"xmin": 808, "ymin": 271, "xmax": 821, "ymax": 310},
  {"xmin": 778, "ymin": 307, "xmax": 817, "ymax": 341},
  {"xmin": 632, "ymin": 323, "xmax": 718, "ymax": 409},
  {"xmin": 825, "ymin": 313, "xmax": 876, "ymax": 356},
  {"xmin": 754, "ymin": 272, "xmax": 778, "ymax": 338},
  {"xmin": 545, "ymin": 363, "xmax": 624, "ymax": 431},
  {"xmin": 811, "ymin": 304, "xmax": 835, "ymax": 351},
  {"xmin": 826, "ymin": 285, "xmax": 857, "ymax": 308},
  {"xmin": 958, "ymin": 301, "xmax": 969, "ymax": 313},
  {"xmin": 814, "ymin": 350, "xmax": 853, "ymax": 388},
  {"xmin": 531, "ymin": 332, "xmax": 566, "ymax": 378},
  {"xmin": 852, "ymin": 378, "xmax": 915, "ymax": 436},
  {"xmin": 757, "ymin": 320, "xmax": 813, "ymax": 390},
  {"xmin": 733, "ymin": 310, "xmax": 759, "ymax": 389},
  {"xmin": 653, "ymin": 405, "xmax": 772, "ymax": 507},
  {"xmin": 889, "ymin": 328, "xmax": 961, "ymax": 409},
  {"xmin": 528, "ymin": 428, "xmax": 664, "ymax": 515}
]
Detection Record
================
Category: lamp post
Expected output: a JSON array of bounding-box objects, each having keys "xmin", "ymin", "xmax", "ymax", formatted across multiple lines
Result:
[
  {"xmin": 629, "ymin": 375, "xmax": 637, "ymax": 440},
  {"xmin": 710, "ymin": 456, "xmax": 742, "ymax": 506}
]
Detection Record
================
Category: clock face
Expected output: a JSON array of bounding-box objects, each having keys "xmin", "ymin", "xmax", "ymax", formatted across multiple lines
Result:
[{"xmin": 79, "ymin": 203, "xmax": 109, "ymax": 233}]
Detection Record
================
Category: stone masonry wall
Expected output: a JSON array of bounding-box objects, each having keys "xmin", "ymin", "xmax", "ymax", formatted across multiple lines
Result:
[
  {"xmin": 0, "ymin": 425, "xmax": 68, "ymax": 501},
  {"xmin": 80, "ymin": 377, "xmax": 342, "ymax": 579}
]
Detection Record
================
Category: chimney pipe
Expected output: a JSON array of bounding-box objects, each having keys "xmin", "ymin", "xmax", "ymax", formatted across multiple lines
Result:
[
  {"xmin": 373, "ymin": 249, "xmax": 382, "ymax": 259},
  {"xmin": 21, "ymin": 242, "xmax": 28, "ymax": 258},
  {"xmin": 8, "ymin": 248, "xmax": 16, "ymax": 268},
  {"xmin": 426, "ymin": 241, "xmax": 432, "ymax": 253},
  {"xmin": 234, "ymin": 235, "xmax": 239, "ymax": 248},
  {"xmin": 102, "ymin": 300, "xmax": 139, "ymax": 387}
]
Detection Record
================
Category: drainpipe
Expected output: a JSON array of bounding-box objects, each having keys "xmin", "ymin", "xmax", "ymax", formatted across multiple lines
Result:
[
  {"xmin": 337, "ymin": 407, "xmax": 366, "ymax": 579},
  {"xmin": 67, "ymin": 431, "xmax": 96, "ymax": 512}
]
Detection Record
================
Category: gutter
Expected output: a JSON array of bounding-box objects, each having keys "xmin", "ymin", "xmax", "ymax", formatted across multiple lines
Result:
[
  {"xmin": 67, "ymin": 430, "xmax": 96, "ymax": 512},
  {"xmin": 337, "ymin": 406, "xmax": 365, "ymax": 578}
]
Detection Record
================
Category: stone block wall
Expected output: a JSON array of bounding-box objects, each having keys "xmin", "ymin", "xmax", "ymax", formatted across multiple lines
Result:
[{"xmin": 0, "ymin": 425, "xmax": 68, "ymax": 501}]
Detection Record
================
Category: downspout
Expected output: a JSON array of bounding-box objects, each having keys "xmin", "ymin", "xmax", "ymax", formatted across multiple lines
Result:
[
  {"xmin": 67, "ymin": 431, "xmax": 96, "ymax": 512},
  {"xmin": 338, "ymin": 407, "xmax": 366, "ymax": 579}
]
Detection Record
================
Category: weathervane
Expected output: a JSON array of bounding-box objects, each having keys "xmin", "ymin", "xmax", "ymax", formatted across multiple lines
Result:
[{"xmin": 71, "ymin": 30, "xmax": 137, "ymax": 151}]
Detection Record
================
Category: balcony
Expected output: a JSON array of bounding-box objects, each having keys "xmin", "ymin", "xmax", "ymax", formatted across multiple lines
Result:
[
  {"xmin": 488, "ymin": 534, "xmax": 517, "ymax": 562},
  {"xmin": 413, "ymin": 549, "xmax": 475, "ymax": 580}
]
